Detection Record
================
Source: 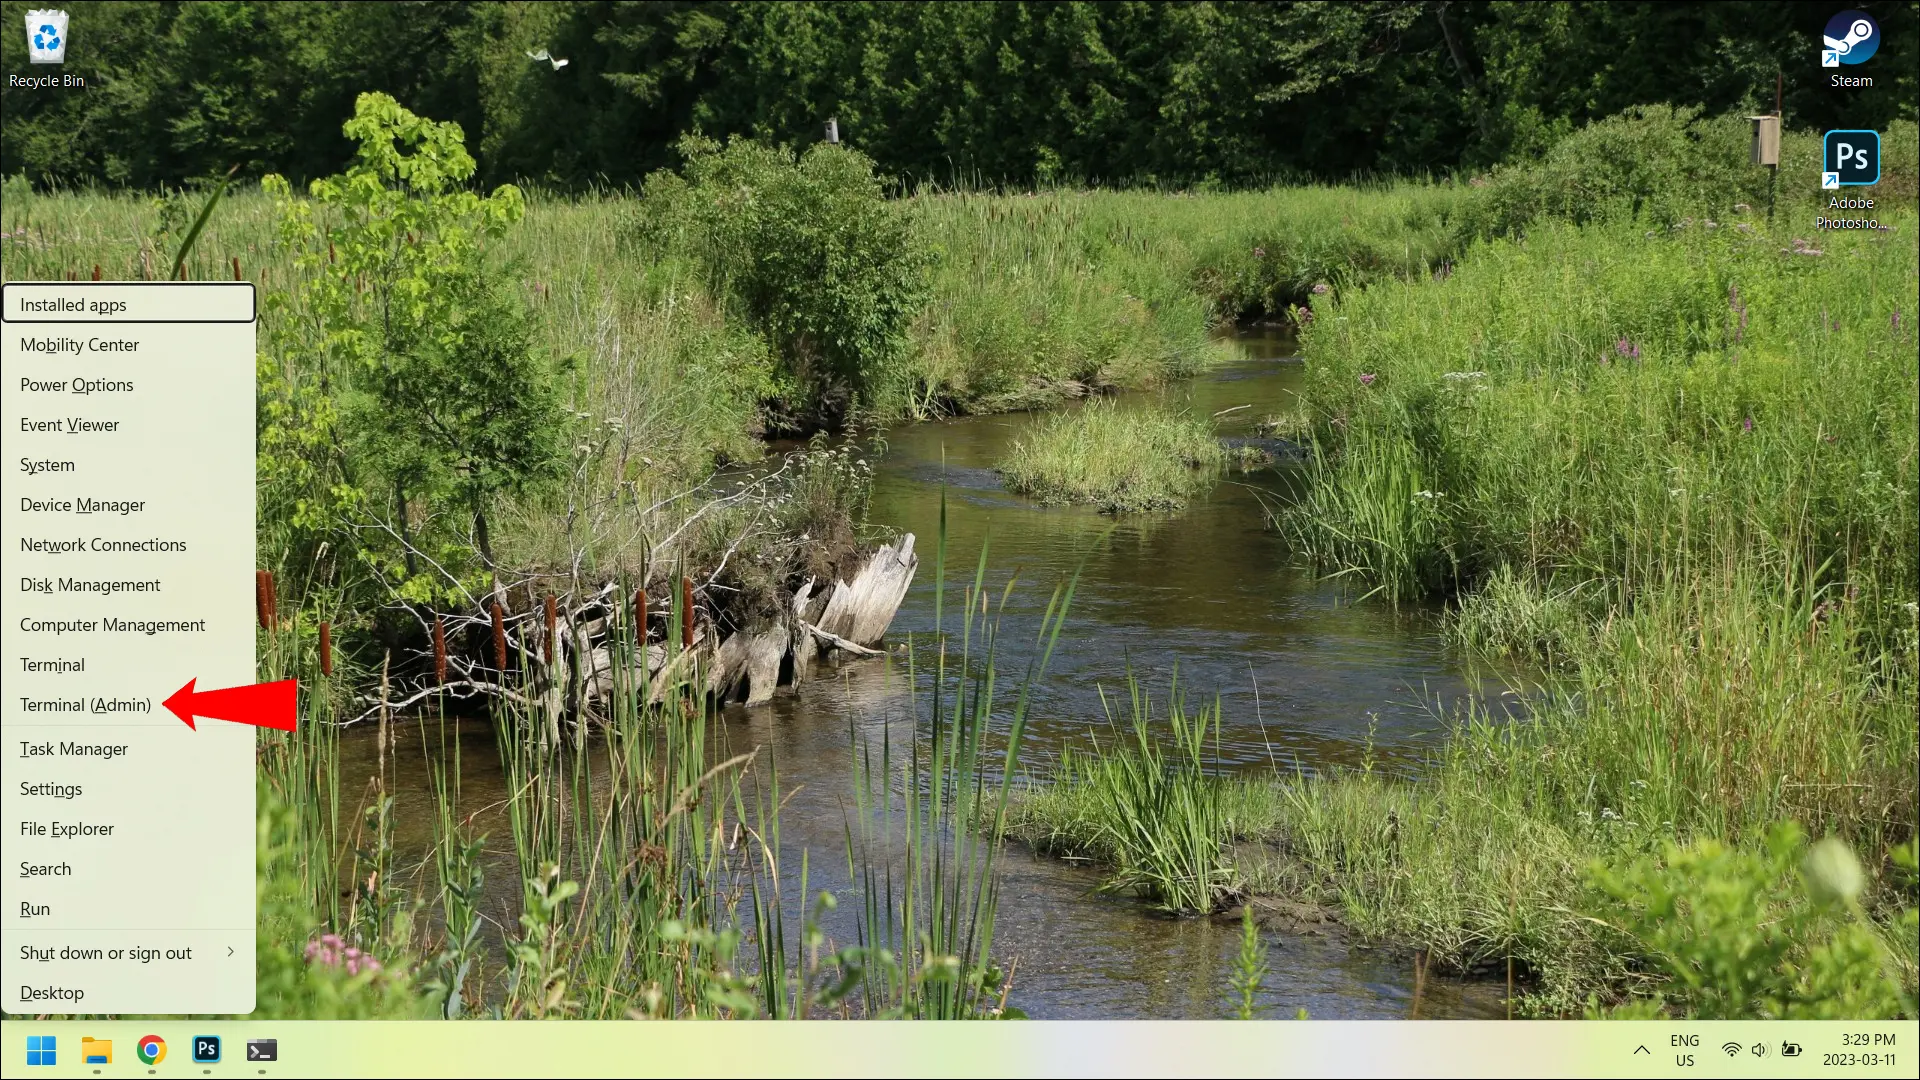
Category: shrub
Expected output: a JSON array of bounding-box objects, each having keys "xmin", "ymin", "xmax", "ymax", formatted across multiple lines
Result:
[
  {"xmin": 640, "ymin": 136, "xmax": 929, "ymax": 430},
  {"xmin": 1589, "ymin": 824, "xmax": 1916, "ymax": 1019}
]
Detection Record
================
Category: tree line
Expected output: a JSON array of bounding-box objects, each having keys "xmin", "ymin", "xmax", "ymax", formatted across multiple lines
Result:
[{"xmin": 3, "ymin": 1, "xmax": 1914, "ymax": 191}]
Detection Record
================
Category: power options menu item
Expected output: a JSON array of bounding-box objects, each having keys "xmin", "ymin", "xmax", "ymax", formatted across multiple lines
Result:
[{"xmin": 3, "ymin": 282, "xmax": 256, "ymax": 1014}]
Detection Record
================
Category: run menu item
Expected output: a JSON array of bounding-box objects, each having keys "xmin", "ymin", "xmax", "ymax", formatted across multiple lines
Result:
[{"xmin": 3, "ymin": 282, "xmax": 256, "ymax": 1014}]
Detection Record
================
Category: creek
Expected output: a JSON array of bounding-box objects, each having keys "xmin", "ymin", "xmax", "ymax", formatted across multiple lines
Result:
[{"xmin": 342, "ymin": 326, "xmax": 1506, "ymax": 1018}]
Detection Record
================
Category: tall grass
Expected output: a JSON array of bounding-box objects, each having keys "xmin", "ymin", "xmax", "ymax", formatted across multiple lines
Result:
[
  {"xmin": 1281, "ymin": 212, "xmax": 1918, "ymax": 622},
  {"xmin": 247, "ymin": 499, "xmax": 1080, "ymax": 1019},
  {"xmin": 1235, "ymin": 192, "xmax": 1916, "ymax": 1013},
  {"xmin": 1010, "ymin": 673, "xmax": 1233, "ymax": 914},
  {"xmin": 999, "ymin": 399, "xmax": 1227, "ymax": 513}
]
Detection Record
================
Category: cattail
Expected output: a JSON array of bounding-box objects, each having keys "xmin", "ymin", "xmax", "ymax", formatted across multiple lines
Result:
[
  {"xmin": 491, "ymin": 601, "xmax": 507, "ymax": 671},
  {"xmin": 634, "ymin": 587, "xmax": 648, "ymax": 644},
  {"xmin": 433, "ymin": 617, "xmax": 447, "ymax": 684},
  {"xmin": 681, "ymin": 577, "xmax": 694, "ymax": 649},
  {"xmin": 319, "ymin": 622, "xmax": 333, "ymax": 677},
  {"xmin": 545, "ymin": 594, "xmax": 558, "ymax": 662},
  {"xmin": 232, "ymin": 256, "xmax": 242, "ymax": 281},
  {"xmin": 328, "ymin": 239, "xmax": 336, "ymax": 264},
  {"xmin": 265, "ymin": 570, "xmax": 278, "ymax": 626},
  {"xmin": 91, "ymin": 264, "xmax": 101, "ymax": 281},
  {"xmin": 255, "ymin": 570, "xmax": 270, "ymax": 630}
]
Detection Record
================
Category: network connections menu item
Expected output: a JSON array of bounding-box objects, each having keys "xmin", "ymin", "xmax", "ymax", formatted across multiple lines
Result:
[{"xmin": 2, "ymin": 282, "xmax": 256, "ymax": 1014}]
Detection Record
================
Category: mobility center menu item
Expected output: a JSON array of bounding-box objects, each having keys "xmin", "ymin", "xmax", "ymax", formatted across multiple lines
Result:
[{"xmin": 3, "ymin": 282, "xmax": 256, "ymax": 1014}]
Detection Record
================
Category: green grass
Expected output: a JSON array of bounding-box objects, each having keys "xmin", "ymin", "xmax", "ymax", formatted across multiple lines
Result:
[
  {"xmin": 1009, "ymin": 674, "xmax": 1233, "ymax": 913},
  {"xmin": 1279, "ymin": 211, "xmax": 1919, "ymax": 619},
  {"xmin": 999, "ymin": 399, "xmax": 1227, "ymax": 513},
  {"xmin": 1009, "ymin": 568, "xmax": 1918, "ymax": 1012}
]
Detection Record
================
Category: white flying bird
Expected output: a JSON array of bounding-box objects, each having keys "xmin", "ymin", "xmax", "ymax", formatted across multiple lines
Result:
[{"xmin": 526, "ymin": 48, "xmax": 569, "ymax": 70}]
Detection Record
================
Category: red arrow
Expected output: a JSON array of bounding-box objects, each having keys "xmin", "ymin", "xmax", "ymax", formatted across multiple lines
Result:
[{"xmin": 162, "ymin": 678, "xmax": 298, "ymax": 731}]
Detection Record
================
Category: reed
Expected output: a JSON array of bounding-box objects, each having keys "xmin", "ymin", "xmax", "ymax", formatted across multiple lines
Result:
[{"xmin": 1009, "ymin": 672, "xmax": 1233, "ymax": 914}]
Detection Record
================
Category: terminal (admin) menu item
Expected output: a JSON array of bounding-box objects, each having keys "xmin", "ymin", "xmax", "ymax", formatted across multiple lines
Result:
[{"xmin": 3, "ymin": 282, "xmax": 256, "ymax": 1014}]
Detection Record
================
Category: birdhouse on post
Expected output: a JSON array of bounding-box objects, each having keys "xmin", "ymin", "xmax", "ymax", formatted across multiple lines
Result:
[
  {"xmin": 825, "ymin": 118, "xmax": 840, "ymax": 145},
  {"xmin": 1748, "ymin": 115, "xmax": 1780, "ymax": 166}
]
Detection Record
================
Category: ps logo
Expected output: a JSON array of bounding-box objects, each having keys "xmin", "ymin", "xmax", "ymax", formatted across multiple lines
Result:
[{"xmin": 1823, "ymin": 130, "xmax": 1880, "ymax": 188}]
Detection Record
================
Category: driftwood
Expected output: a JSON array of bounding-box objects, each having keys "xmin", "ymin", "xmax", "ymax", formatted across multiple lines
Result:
[
  {"xmin": 524, "ymin": 532, "xmax": 921, "ymax": 715},
  {"xmin": 814, "ymin": 534, "xmax": 917, "ymax": 647},
  {"xmin": 789, "ymin": 579, "xmax": 818, "ymax": 684},
  {"xmin": 800, "ymin": 620, "xmax": 883, "ymax": 657},
  {"xmin": 705, "ymin": 532, "xmax": 917, "ymax": 706}
]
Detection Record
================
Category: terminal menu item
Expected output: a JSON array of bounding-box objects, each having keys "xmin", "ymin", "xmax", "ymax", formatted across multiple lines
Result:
[{"xmin": 2, "ymin": 282, "xmax": 256, "ymax": 1014}]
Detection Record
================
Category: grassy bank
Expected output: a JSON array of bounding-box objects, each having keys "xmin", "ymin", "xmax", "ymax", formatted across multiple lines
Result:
[
  {"xmin": 1008, "ymin": 579, "xmax": 1919, "ymax": 1015},
  {"xmin": 998, "ymin": 400, "xmax": 1226, "ymax": 512}
]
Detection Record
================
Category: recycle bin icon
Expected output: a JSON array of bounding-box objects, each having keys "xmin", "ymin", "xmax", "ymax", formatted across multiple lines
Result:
[{"xmin": 26, "ymin": 9, "xmax": 68, "ymax": 64}]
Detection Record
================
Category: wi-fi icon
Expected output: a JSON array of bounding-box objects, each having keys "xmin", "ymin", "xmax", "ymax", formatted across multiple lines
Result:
[{"xmin": 1721, "ymin": 1042, "xmax": 1744, "ymax": 1056}]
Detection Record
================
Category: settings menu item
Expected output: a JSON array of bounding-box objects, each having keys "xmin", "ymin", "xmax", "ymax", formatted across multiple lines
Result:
[{"xmin": 2, "ymin": 282, "xmax": 256, "ymax": 1014}]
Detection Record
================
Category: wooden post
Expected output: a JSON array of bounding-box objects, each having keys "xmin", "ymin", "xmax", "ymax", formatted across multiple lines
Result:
[
  {"xmin": 825, "ymin": 117, "xmax": 839, "ymax": 144},
  {"xmin": 1771, "ymin": 71, "xmax": 1781, "ymax": 225}
]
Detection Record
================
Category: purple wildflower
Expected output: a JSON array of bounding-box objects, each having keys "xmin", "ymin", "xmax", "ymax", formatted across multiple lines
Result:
[
  {"xmin": 1312, "ymin": 283, "xmax": 1331, "ymax": 295},
  {"xmin": 1359, "ymin": 373, "xmax": 1376, "ymax": 386},
  {"xmin": 1742, "ymin": 416, "xmax": 1754, "ymax": 433},
  {"xmin": 1893, "ymin": 310, "xmax": 1902, "ymax": 332},
  {"xmin": 307, "ymin": 933, "xmax": 384, "ymax": 977},
  {"xmin": 1614, "ymin": 337, "xmax": 1641, "ymax": 360}
]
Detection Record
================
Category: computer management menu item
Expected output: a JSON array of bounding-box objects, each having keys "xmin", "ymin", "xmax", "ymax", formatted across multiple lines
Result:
[{"xmin": 3, "ymin": 282, "xmax": 256, "ymax": 1014}]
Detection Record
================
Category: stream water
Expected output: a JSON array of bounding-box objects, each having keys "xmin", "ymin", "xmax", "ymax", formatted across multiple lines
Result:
[{"xmin": 342, "ymin": 326, "xmax": 1506, "ymax": 1019}]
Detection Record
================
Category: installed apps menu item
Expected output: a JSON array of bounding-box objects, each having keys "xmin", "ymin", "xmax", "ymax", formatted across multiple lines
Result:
[{"xmin": 2, "ymin": 282, "xmax": 256, "ymax": 1014}]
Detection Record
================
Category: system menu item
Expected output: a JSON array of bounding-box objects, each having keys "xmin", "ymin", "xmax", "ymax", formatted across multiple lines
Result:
[{"xmin": 3, "ymin": 282, "xmax": 256, "ymax": 1014}]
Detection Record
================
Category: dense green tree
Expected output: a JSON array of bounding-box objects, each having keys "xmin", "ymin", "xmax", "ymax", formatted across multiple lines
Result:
[{"xmin": 3, "ymin": 1, "xmax": 1914, "ymax": 190}]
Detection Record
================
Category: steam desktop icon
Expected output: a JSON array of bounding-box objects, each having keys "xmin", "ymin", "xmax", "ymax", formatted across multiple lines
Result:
[
  {"xmin": 1822, "ymin": 11, "xmax": 1879, "ymax": 66},
  {"xmin": 1823, "ymin": 130, "xmax": 1880, "ymax": 188},
  {"xmin": 24, "ymin": 9, "xmax": 66, "ymax": 63}
]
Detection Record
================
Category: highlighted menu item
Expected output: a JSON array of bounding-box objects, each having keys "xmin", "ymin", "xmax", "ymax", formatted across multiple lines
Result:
[{"xmin": 3, "ymin": 281, "xmax": 256, "ymax": 1014}]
